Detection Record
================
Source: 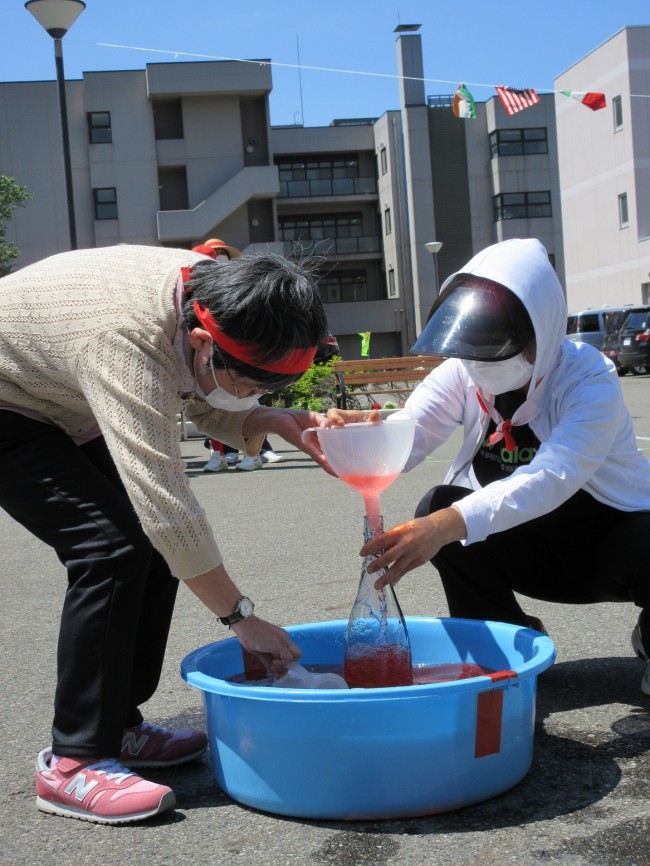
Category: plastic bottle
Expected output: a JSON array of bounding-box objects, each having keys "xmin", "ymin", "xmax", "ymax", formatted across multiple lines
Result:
[
  {"xmin": 343, "ymin": 516, "xmax": 413, "ymax": 688},
  {"xmin": 272, "ymin": 663, "xmax": 349, "ymax": 690}
]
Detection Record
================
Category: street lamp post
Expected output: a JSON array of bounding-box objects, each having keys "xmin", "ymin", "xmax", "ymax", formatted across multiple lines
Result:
[
  {"xmin": 25, "ymin": 0, "xmax": 86, "ymax": 251},
  {"xmin": 425, "ymin": 240, "xmax": 443, "ymax": 296}
]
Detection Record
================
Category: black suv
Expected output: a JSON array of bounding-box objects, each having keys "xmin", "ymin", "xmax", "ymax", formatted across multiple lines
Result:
[{"xmin": 617, "ymin": 306, "xmax": 650, "ymax": 375}]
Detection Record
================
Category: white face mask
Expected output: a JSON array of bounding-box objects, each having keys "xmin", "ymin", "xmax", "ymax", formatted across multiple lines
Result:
[
  {"xmin": 202, "ymin": 382, "xmax": 260, "ymax": 411},
  {"xmin": 461, "ymin": 353, "xmax": 534, "ymax": 395},
  {"xmin": 194, "ymin": 350, "xmax": 260, "ymax": 411}
]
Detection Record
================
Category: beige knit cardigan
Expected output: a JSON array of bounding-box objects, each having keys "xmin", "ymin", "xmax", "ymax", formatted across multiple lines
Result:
[{"xmin": 0, "ymin": 244, "xmax": 262, "ymax": 580}]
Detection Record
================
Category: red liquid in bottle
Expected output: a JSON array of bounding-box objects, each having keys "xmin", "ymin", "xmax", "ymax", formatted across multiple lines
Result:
[
  {"xmin": 338, "ymin": 473, "xmax": 399, "ymax": 497},
  {"xmin": 344, "ymin": 644, "xmax": 413, "ymax": 688}
]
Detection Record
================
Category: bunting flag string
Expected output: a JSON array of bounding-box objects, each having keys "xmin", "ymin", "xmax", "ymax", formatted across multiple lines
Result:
[{"xmin": 91, "ymin": 40, "xmax": 647, "ymax": 119}]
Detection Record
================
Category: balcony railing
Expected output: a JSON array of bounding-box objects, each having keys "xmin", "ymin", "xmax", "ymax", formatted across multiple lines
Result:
[
  {"xmin": 283, "ymin": 236, "xmax": 381, "ymax": 256},
  {"xmin": 278, "ymin": 176, "xmax": 377, "ymax": 198}
]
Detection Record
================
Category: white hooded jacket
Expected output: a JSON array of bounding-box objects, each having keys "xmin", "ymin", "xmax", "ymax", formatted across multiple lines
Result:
[{"xmin": 392, "ymin": 238, "xmax": 650, "ymax": 545}]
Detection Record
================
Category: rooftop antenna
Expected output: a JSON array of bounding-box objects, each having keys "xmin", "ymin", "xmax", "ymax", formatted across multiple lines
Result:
[{"xmin": 296, "ymin": 34, "xmax": 305, "ymax": 125}]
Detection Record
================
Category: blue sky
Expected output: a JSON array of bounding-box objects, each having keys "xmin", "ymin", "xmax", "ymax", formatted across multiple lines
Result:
[{"xmin": 5, "ymin": 0, "xmax": 649, "ymax": 127}]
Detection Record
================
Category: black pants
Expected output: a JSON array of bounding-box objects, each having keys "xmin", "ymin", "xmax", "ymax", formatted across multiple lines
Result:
[
  {"xmin": 415, "ymin": 484, "xmax": 650, "ymax": 649},
  {"xmin": 0, "ymin": 412, "xmax": 179, "ymax": 758}
]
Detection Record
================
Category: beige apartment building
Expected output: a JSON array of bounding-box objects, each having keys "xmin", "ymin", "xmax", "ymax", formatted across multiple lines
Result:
[
  {"xmin": 3, "ymin": 26, "xmax": 645, "ymax": 357},
  {"xmin": 555, "ymin": 26, "xmax": 650, "ymax": 310}
]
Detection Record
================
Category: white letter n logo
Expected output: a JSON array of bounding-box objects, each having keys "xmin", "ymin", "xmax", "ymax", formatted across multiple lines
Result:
[
  {"xmin": 65, "ymin": 772, "xmax": 100, "ymax": 802},
  {"xmin": 122, "ymin": 732, "xmax": 148, "ymax": 757}
]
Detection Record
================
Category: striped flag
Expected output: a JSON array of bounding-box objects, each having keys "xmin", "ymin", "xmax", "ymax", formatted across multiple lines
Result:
[
  {"xmin": 495, "ymin": 85, "xmax": 540, "ymax": 116},
  {"xmin": 561, "ymin": 90, "xmax": 607, "ymax": 111}
]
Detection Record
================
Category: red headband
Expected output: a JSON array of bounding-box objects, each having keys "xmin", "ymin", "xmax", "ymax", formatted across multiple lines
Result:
[{"xmin": 193, "ymin": 300, "xmax": 317, "ymax": 374}]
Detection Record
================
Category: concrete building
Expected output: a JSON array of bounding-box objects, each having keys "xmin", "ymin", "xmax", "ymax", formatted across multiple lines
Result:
[
  {"xmin": 3, "ymin": 26, "xmax": 644, "ymax": 358},
  {"xmin": 555, "ymin": 26, "xmax": 650, "ymax": 310}
]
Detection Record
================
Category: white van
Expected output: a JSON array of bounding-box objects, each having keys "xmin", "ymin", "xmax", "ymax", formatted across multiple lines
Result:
[{"xmin": 566, "ymin": 307, "xmax": 635, "ymax": 350}]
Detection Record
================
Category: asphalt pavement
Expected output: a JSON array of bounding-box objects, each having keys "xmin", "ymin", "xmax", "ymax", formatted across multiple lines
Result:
[{"xmin": 2, "ymin": 374, "xmax": 650, "ymax": 866}]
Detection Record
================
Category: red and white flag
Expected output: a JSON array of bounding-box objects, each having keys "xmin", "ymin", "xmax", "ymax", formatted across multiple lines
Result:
[
  {"xmin": 561, "ymin": 90, "xmax": 607, "ymax": 111},
  {"xmin": 495, "ymin": 85, "xmax": 540, "ymax": 116}
]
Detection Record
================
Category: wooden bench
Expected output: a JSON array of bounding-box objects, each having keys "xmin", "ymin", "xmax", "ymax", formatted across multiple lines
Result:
[{"xmin": 332, "ymin": 355, "xmax": 444, "ymax": 409}]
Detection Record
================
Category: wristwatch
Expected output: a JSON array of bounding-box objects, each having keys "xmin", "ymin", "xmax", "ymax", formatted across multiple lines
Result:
[{"xmin": 219, "ymin": 596, "xmax": 254, "ymax": 627}]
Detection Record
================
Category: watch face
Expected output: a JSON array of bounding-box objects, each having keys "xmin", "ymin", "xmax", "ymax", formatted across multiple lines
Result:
[{"xmin": 238, "ymin": 597, "xmax": 254, "ymax": 618}]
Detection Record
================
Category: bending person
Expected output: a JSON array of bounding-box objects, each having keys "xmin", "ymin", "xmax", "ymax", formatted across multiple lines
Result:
[{"xmin": 0, "ymin": 244, "xmax": 328, "ymax": 824}]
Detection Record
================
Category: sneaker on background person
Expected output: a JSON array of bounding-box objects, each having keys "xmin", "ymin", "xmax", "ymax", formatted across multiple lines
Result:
[
  {"xmin": 203, "ymin": 451, "xmax": 228, "ymax": 473},
  {"xmin": 35, "ymin": 749, "xmax": 176, "ymax": 825},
  {"xmin": 236, "ymin": 454, "xmax": 264, "ymax": 472},
  {"xmin": 120, "ymin": 722, "xmax": 208, "ymax": 768},
  {"xmin": 224, "ymin": 451, "xmax": 239, "ymax": 465},
  {"xmin": 260, "ymin": 448, "xmax": 285, "ymax": 464}
]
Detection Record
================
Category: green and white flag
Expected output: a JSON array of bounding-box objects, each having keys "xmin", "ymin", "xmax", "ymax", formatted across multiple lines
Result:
[
  {"xmin": 453, "ymin": 83, "xmax": 476, "ymax": 119},
  {"xmin": 359, "ymin": 332, "xmax": 371, "ymax": 357}
]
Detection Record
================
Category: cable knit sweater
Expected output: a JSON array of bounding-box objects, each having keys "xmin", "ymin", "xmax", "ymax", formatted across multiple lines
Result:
[{"xmin": 0, "ymin": 244, "xmax": 261, "ymax": 580}]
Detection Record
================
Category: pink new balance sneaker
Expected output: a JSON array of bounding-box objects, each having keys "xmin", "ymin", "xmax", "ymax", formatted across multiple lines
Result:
[
  {"xmin": 120, "ymin": 722, "xmax": 208, "ymax": 768},
  {"xmin": 35, "ymin": 749, "xmax": 175, "ymax": 824}
]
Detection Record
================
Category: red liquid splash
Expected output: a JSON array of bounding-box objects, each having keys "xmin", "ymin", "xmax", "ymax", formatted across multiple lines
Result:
[
  {"xmin": 344, "ymin": 645, "xmax": 413, "ymax": 688},
  {"xmin": 338, "ymin": 472, "xmax": 399, "ymax": 497}
]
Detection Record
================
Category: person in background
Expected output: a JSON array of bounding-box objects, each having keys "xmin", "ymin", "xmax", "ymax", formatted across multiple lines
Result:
[
  {"xmin": 324, "ymin": 238, "xmax": 650, "ymax": 694},
  {"xmin": 0, "ymin": 243, "xmax": 329, "ymax": 824},
  {"xmin": 203, "ymin": 437, "xmax": 238, "ymax": 472},
  {"xmin": 195, "ymin": 241, "xmax": 285, "ymax": 474},
  {"xmin": 204, "ymin": 436, "xmax": 284, "ymax": 472}
]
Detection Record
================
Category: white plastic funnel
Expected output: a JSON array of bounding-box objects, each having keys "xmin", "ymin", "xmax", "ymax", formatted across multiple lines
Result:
[{"xmin": 303, "ymin": 418, "xmax": 415, "ymax": 527}]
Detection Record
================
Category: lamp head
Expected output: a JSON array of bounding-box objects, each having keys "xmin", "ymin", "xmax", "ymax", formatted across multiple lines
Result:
[{"xmin": 25, "ymin": 0, "xmax": 86, "ymax": 39}]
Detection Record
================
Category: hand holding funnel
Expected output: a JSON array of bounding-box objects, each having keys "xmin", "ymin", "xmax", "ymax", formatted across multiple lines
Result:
[{"xmin": 302, "ymin": 417, "xmax": 415, "ymax": 532}]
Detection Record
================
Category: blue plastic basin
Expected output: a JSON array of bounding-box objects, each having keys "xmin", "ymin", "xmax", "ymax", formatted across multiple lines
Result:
[{"xmin": 181, "ymin": 617, "xmax": 555, "ymax": 819}]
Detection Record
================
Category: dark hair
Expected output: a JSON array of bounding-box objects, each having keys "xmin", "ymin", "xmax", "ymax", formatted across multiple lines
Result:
[{"xmin": 182, "ymin": 253, "xmax": 328, "ymax": 387}]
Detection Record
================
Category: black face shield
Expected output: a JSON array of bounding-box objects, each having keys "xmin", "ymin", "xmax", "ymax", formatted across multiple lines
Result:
[{"xmin": 412, "ymin": 277, "xmax": 535, "ymax": 361}]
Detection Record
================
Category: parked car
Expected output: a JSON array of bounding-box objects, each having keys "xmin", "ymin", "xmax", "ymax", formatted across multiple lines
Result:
[
  {"xmin": 567, "ymin": 306, "xmax": 636, "ymax": 350},
  {"xmin": 617, "ymin": 306, "xmax": 650, "ymax": 375},
  {"xmin": 600, "ymin": 308, "xmax": 634, "ymax": 375},
  {"xmin": 314, "ymin": 332, "xmax": 340, "ymax": 363}
]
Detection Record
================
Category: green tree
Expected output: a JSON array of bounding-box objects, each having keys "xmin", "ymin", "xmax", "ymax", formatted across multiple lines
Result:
[{"xmin": 0, "ymin": 175, "xmax": 32, "ymax": 277}]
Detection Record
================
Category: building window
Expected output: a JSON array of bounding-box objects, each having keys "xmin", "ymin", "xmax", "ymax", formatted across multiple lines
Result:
[
  {"xmin": 153, "ymin": 98, "xmax": 184, "ymax": 140},
  {"xmin": 387, "ymin": 267, "xmax": 397, "ymax": 298},
  {"xmin": 489, "ymin": 128, "xmax": 548, "ymax": 157},
  {"xmin": 276, "ymin": 154, "xmax": 376, "ymax": 197},
  {"xmin": 613, "ymin": 95, "xmax": 623, "ymax": 131},
  {"xmin": 493, "ymin": 191, "xmax": 551, "ymax": 221},
  {"xmin": 277, "ymin": 155, "xmax": 359, "ymax": 182},
  {"xmin": 93, "ymin": 187, "xmax": 118, "ymax": 220},
  {"xmin": 319, "ymin": 270, "xmax": 368, "ymax": 303},
  {"xmin": 380, "ymin": 147, "xmax": 388, "ymax": 175},
  {"xmin": 384, "ymin": 207, "xmax": 392, "ymax": 236},
  {"xmin": 87, "ymin": 111, "xmax": 112, "ymax": 144},
  {"xmin": 278, "ymin": 213, "xmax": 363, "ymax": 242},
  {"xmin": 618, "ymin": 193, "xmax": 629, "ymax": 228}
]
